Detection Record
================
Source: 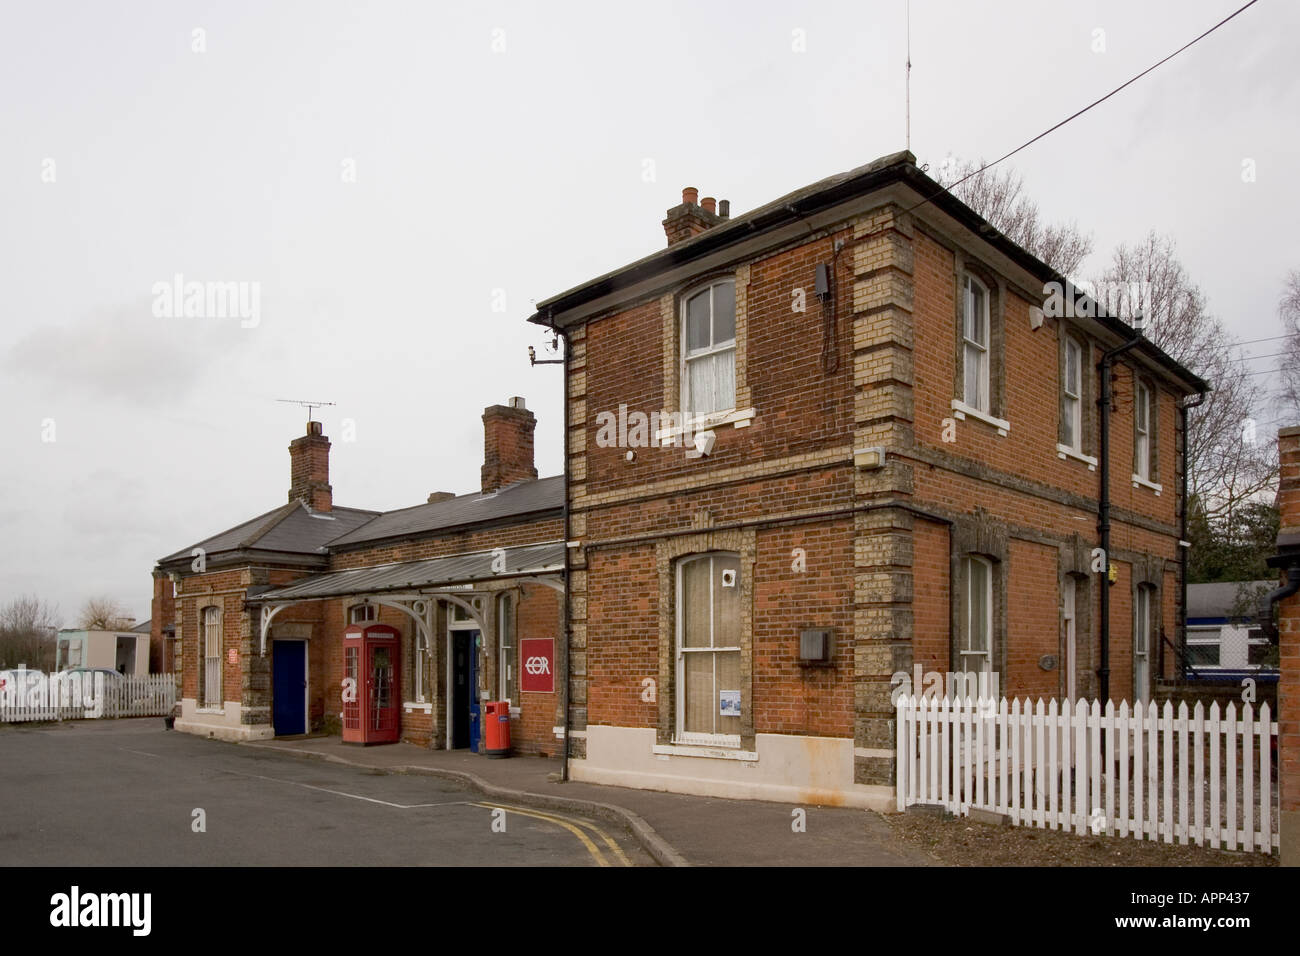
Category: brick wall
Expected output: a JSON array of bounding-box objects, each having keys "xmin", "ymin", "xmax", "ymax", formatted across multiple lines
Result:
[
  {"xmin": 568, "ymin": 187, "xmax": 1191, "ymax": 794},
  {"xmin": 1274, "ymin": 426, "xmax": 1300, "ymax": 864}
]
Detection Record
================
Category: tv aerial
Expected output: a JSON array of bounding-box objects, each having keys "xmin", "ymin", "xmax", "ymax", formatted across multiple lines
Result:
[{"xmin": 276, "ymin": 398, "xmax": 336, "ymax": 423}]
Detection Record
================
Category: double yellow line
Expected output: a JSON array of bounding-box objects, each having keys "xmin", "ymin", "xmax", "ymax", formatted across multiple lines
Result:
[{"xmin": 472, "ymin": 802, "xmax": 633, "ymax": 867}]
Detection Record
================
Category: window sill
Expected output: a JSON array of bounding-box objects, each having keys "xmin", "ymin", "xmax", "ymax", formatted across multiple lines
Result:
[
  {"xmin": 655, "ymin": 406, "xmax": 756, "ymax": 444},
  {"xmin": 1131, "ymin": 474, "xmax": 1163, "ymax": 495},
  {"xmin": 1056, "ymin": 444, "xmax": 1097, "ymax": 470},
  {"xmin": 655, "ymin": 741, "xmax": 756, "ymax": 761},
  {"xmin": 402, "ymin": 702, "xmax": 432, "ymax": 713},
  {"xmin": 950, "ymin": 400, "xmax": 1010, "ymax": 436}
]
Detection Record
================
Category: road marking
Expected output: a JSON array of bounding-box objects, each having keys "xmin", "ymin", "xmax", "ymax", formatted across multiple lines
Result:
[
  {"xmin": 472, "ymin": 802, "xmax": 633, "ymax": 867},
  {"xmin": 220, "ymin": 770, "xmax": 634, "ymax": 865},
  {"xmin": 118, "ymin": 748, "xmax": 162, "ymax": 758},
  {"xmin": 222, "ymin": 770, "xmax": 460, "ymax": 809}
]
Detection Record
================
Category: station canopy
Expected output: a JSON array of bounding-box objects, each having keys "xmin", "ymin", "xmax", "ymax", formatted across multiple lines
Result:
[{"xmin": 256, "ymin": 540, "xmax": 565, "ymax": 603}]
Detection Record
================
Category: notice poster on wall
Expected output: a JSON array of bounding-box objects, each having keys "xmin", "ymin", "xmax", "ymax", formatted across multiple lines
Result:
[
  {"xmin": 719, "ymin": 690, "xmax": 740, "ymax": 717},
  {"xmin": 520, "ymin": 638, "xmax": 554, "ymax": 693}
]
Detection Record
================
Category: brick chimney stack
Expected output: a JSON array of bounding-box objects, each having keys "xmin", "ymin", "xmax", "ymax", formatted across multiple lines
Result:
[
  {"xmin": 481, "ymin": 397, "xmax": 537, "ymax": 494},
  {"xmin": 288, "ymin": 420, "xmax": 332, "ymax": 512},
  {"xmin": 663, "ymin": 186, "xmax": 724, "ymax": 246}
]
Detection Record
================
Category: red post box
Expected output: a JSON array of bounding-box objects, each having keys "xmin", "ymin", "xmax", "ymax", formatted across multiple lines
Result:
[
  {"xmin": 342, "ymin": 624, "xmax": 400, "ymax": 745},
  {"xmin": 483, "ymin": 700, "xmax": 511, "ymax": 758}
]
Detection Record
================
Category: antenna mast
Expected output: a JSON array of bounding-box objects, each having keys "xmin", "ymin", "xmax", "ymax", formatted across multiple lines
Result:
[
  {"xmin": 906, "ymin": 0, "xmax": 912, "ymax": 151},
  {"xmin": 276, "ymin": 398, "xmax": 336, "ymax": 424}
]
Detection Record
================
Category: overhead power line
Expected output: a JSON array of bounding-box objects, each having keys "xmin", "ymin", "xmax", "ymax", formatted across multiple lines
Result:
[{"xmin": 908, "ymin": 0, "xmax": 1262, "ymax": 216}]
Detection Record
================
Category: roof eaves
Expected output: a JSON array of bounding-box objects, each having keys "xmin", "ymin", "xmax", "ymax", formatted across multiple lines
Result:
[{"xmin": 527, "ymin": 151, "xmax": 1207, "ymax": 396}]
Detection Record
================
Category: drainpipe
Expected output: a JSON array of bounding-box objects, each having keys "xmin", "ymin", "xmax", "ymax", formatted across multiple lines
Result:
[
  {"xmin": 1262, "ymin": 568, "xmax": 1300, "ymax": 639},
  {"xmin": 1261, "ymin": 544, "xmax": 1300, "ymax": 643},
  {"xmin": 539, "ymin": 313, "xmax": 573, "ymax": 782},
  {"xmin": 1177, "ymin": 390, "xmax": 1208, "ymax": 678},
  {"xmin": 1097, "ymin": 326, "xmax": 1144, "ymax": 702}
]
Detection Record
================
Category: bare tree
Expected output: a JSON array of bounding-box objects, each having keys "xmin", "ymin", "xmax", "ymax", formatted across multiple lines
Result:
[
  {"xmin": 0, "ymin": 595, "xmax": 61, "ymax": 670},
  {"xmin": 935, "ymin": 158, "xmax": 1094, "ymax": 276},
  {"xmin": 1096, "ymin": 232, "xmax": 1277, "ymax": 529},
  {"xmin": 78, "ymin": 597, "xmax": 133, "ymax": 631},
  {"xmin": 1277, "ymin": 270, "xmax": 1300, "ymax": 418}
]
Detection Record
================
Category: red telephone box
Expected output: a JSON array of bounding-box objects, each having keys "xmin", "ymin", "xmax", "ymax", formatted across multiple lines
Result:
[{"xmin": 342, "ymin": 624, "xmax": 400, "ymax": 744}]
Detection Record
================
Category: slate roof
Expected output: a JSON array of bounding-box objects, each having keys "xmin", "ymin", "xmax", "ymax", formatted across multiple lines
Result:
[
  {"xmin": 528, "ymin": 150, "xmax": 1208, "ymax": 395},
  {"xmin": 257, "ymin": 540, "xmax": 565, "ymax": 602},
  {"xmin": 1187, "ymin": 580, "xmax": 1275, "ymax": 621},
  {"xmin": 157, "ymin": 502, "xmax": 382, "ymax": 565},
  {"xmin": 324, "ymin": 475, "xmax": 564, "ymax": 549}
]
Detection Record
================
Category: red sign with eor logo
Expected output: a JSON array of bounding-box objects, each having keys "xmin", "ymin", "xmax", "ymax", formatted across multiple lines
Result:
[{"xmin": 520, "ymin": 638, "xmax": 554, "ymax": 693}]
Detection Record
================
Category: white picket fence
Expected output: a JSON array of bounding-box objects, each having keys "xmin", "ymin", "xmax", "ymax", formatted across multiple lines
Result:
[
  {"xmin": 896, "ymin": 695, "xmax": 1279, "ymax": 854},
  {"xmin": 0, "ymin": 673, "xmax": 176, "ymax": 723}
]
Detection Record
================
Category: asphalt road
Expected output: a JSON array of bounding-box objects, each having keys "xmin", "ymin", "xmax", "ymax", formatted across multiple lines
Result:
[{"xmin": 0, "ymin": 719, "xmax": 650, "ymax": 866}]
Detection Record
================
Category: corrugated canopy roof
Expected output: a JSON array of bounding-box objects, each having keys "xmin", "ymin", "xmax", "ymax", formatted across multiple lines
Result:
[{"xmin": 256, "ymin": 540, "xmax": 565, "ymax": 602}]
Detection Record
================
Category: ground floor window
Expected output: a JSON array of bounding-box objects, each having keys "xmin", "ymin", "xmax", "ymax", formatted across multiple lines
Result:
[
  {"xmin": 1135, "ymin": 584, "xmax": 1152, "ymax": 703},
  {"xmin": 1063, "ymin": 575, "xmax": 1077, "ymax": 701},
  {"xmin": 961, "ymin": 555, "xmax": 993, "ymax": 677},
  {"xmin": 676, "ymin": 553, "xmax": 742, "ymax": 744},
  {"xmin": 497, "ymin": 593, "xmax": 516, "ymax": 704},
  {"xmin": 202, "ymin": 605, "xmax": 222, "ymax": 707}
]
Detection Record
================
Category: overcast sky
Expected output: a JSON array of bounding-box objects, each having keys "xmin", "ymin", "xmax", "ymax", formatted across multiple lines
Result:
[{"xmin": 1, "ymin": 0, "xmax": 1295, "ymax": 626}]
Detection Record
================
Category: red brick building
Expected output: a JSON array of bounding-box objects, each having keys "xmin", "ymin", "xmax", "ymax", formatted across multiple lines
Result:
[
  {"xmin": 153, "ymin": 399, "xmax": 564, "ymax": 756},
  {"xmin": 528, "ymin": 150, "xmax": 1207, "ymax": 808}
]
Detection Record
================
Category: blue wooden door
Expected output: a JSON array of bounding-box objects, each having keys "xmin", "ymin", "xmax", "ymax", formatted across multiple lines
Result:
[
  {"xmin": 273, "ymin": 640, "xmax": 306, "ymax": 736},
  {"xmin": 468, "ymin": 629, "xmax": 481, "ymax": 752}
]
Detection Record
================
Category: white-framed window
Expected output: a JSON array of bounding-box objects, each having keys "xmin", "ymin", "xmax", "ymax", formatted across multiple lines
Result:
[
  {"xmin": 1135, "ymin": 380, "xmax": 1152, "ymax": 480},
  {"xmin": 675, "ymin": 553, "xmax": 742, "ymax": 745},
  {"xmin": 497, "ymin": 592, "xmax": 516, "ymax": 704},
  {"xmin": 962, "ymin": 274, "xmax": 990, "ymax": 413},
  {"xmin": 202, "ymin": 605, "xmax": 222, "ymax": 707},
  {"xmin": 1135, "ymin": 585, "xmax": 1152, "ymax": 703},
  {"xmin": 1185, "ymin": 626, "xmax": 1222, "ymax": 668},
  {"xmin": 961, "ymin": 556, "xmax": 993, "ymax": 677},
  {"xmin": 413, "ymin": 623, "xmax": 428, "ymax": 703},
  {"xmin": 1063, "ymin": 576, "xmax": 1077, "ymax": 701},
  {"xmin": 349, "ymin": 603, "xmax": 376, "ymax": 625},
  {"xmin": 681, "ymin": 280, "xmax": 736, "ymax": 419},
  {"xmin": 1063, "ymin": 337, "xmax": 1083, "ymax": 453},
  {"xmin": 450, "ymin": 598, "xmax": 480, "ymax": 624}
]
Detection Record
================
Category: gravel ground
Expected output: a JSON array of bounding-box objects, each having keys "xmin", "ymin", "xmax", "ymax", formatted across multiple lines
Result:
[{"xmin": 886, "ymin": 809, "xmax": 1279, "ymax": 867}]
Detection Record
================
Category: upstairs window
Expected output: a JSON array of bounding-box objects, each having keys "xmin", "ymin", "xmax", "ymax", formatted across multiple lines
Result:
[
  {"xmin": 349, "ymin": 604, "xmax": 377, "ymax": 625},
  {"xmin": 682, "ymin": 280, "xmax": 736, "ymax": 418},
  {"xmin": 1135, "ymin": 380, "xmax": 1153, "ymax": 480},
  {"xmin": 1062, "ymin": 337, "xmax": 1083, "ymax": 453},
  {"xmin": 962, "ymin": 274, "xmax": 990, "ymax": 413}
]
